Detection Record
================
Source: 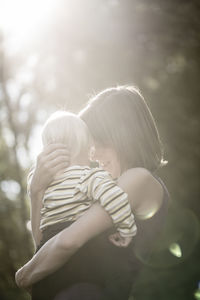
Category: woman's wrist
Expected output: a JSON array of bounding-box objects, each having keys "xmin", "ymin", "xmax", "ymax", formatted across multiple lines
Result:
[
  {"xmin": 30, "ymin": 179, "xmax": 45, "ymax": 202},
  {"xmin": 30, "ymin": 174, "xmax": 45, "ymax": 197}
]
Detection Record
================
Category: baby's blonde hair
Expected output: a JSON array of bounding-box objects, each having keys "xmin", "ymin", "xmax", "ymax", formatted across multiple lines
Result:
[{"xmin": 42, "ymin": 111, "xmax": 91, "ymax": 160}]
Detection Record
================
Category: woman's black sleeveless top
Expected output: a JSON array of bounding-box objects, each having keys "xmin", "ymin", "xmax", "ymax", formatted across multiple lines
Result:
[{"xmin": 32, "ymin": 175, "xmax": 169, "ymax": 300}]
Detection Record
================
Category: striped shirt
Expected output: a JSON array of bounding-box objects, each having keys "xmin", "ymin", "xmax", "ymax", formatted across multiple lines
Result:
[{"xmin": 27, "ymin": 166, "xmax": 137, "ymax": 238}]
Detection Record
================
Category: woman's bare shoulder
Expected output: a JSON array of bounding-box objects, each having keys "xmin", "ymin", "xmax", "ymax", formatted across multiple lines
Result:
[
  {"xmin": 118, "ymin": 167, "xmax": 159, "ymax": 188},
  {"xmin": 118, "ymin": 168, "xmax": 163, "ymax": 218}
]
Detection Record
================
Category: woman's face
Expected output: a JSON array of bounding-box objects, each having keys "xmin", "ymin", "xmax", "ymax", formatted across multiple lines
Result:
[{"xmin": 91, "ymin": 143, "xmax": 121, "ymax": 178}]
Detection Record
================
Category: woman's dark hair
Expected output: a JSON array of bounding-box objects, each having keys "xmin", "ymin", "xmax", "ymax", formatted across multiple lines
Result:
[{"xmin": 79, "ymin": 86, "xmax": 166, "ymax": 172}]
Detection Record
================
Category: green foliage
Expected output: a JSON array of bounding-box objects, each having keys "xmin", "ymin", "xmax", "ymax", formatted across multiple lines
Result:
[{"xmin": 0, "ymin": 0, "xmax": 199, "ymax": 299}]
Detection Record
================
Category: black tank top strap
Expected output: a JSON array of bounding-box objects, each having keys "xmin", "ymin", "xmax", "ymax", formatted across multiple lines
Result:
[{"xmin": 151, "ymin": 173, "xmax": 170, "ymax": 209}]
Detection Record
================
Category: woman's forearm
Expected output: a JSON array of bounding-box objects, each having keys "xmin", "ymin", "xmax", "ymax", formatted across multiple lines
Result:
[
  {"xmin": 16, "ymin": 203, "xmax": 113, "ymax": 287},
  {"xmin": 30, "ymin": 189, "xmax": 44, "ymax": 248},
  {"xmin": 16, "ymin": 229, "xmax": 77, "ymax": 288}
]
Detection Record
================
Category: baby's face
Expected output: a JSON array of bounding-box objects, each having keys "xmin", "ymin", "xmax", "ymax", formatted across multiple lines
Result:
[{"xmin": 92, "ymin": 143, "xmax": 121, "ymax": 179}]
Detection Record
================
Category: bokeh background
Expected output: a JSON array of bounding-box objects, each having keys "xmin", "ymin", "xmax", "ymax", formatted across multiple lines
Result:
[{"xmin": 0, "ymin": 0, "xmax": 200, "ymax": 299}]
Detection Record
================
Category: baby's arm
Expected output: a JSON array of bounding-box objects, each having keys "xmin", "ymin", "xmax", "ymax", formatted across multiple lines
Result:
[{"xmin": 85, "ymin": 171, "xmax": 137, "ymax": 240}]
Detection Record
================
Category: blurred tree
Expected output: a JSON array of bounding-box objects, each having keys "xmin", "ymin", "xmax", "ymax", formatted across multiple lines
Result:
[{"xmin": 0, "ymin": 33, "xmax": 33, "ymax": 300}]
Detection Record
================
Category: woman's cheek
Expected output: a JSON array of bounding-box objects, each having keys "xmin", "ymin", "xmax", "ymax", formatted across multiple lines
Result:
[{"xmin": 105, "ymin": 163, "xmax": 120, "ymax": 179}]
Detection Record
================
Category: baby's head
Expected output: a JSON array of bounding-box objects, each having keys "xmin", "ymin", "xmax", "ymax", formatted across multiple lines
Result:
[{"xmin": 42, "ymin": 111, "xmax": 91, "ymax": 163}]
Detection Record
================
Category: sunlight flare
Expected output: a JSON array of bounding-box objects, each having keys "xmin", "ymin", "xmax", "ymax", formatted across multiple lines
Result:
[
  {"xmin": 0, "ymin": 0, "xmax": 57, "ymax": 45},
  {"xmin": 169, "ymin": 243, "xmax": 182, "ymax": 258}
]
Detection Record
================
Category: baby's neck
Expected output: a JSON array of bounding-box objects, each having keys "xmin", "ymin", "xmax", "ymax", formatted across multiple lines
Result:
[{"xmin": 70, "ymin": 155, "xmax": 90, "ymax": 167}]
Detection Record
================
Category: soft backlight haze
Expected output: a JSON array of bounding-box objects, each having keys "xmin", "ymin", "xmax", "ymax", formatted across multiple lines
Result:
[
  {"xmin": 0, "ymin": 0, "xmax": 57, "ymax": 50},
  {"xmin": 0, "ymin": 1, "xmax": 199, "ymax": 299}
]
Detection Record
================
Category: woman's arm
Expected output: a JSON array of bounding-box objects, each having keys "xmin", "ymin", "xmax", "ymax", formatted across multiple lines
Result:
[
  {"xmin": 30, "ymin": 189, "xmax": 44, "ymax": 247},
  {"xmin": 16, "ymin": 202, "xmax": 112, "ymax": 288},
  {"xmin": 29, "ymin": 144, "xmax": 70, "ymax": 247},
  {"xmin": 16, "ymin": 168, "xmax": 163, "ymax": 288}
]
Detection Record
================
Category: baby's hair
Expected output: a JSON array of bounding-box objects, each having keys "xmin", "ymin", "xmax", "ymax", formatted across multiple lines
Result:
[{"xmin": 42, "ymin": 110, "xmax": 91, "ymax": 160}]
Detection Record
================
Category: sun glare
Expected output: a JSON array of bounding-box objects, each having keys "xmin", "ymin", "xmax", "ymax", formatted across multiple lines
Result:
[{"xmin": 0, "ymin": 0, "xmax": 57, "ymax": 46}]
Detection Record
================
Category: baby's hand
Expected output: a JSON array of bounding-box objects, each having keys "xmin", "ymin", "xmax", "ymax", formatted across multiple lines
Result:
[{"xmin": 108, "ymin": 232, "xmax": 132, "ymax": 247}]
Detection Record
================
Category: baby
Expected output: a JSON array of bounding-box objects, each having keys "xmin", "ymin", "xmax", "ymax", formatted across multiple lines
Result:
[{"xmin": 28, "ymin": 111, "xmax": 137, "ymax": 246}]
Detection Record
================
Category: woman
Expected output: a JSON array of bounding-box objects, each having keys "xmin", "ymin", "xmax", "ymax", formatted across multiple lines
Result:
[{"xmin": 16, "ymin": 86, "xmax": 169, "ymax": 299}]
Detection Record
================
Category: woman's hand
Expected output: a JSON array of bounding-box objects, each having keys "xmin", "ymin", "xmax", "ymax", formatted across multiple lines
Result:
[
  {"xmin": 31, "ymin": 143, "xmax": 70, "ymax": 195},
  {"xmin": 15, "ymin": 266, "xmax": 29, "ymax": 290},
  {"xmin": 108, "ymin": 232, "xmax": 132, "ymax": 247},
  {"xmin": 15, "ymin": 267, "xmax": 32, "ymax": 295},
  {"xmin": 15, "ymin": 266, "xmax": 25, "ymax": 288},
  {"xmin": 29, "ymin": 143, "xmax": 70, "ymax": 246}
]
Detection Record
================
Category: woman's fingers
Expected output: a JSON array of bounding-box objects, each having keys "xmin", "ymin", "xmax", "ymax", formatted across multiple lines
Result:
[
  {"xmin": 42, "ymin": 143, "xmax": 69, "ymax": 156},
  {"xmin": 51, "ymin": 161, "xmax": 71, "ymax": 176},
  {"xmin": 31, "ymin": 144, "xmax": 70, "ymax": 194},
  {"xmin": 37, "ymin": 145, "xmax": 69, "ymax": 166},
  {"xmin": 44, "ymin": 154, "xmax": 70, "ymax": 170}
]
